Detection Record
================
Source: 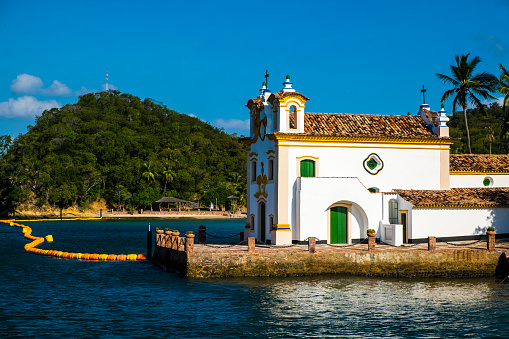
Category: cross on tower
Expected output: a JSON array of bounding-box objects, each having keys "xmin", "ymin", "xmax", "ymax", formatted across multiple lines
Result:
[
  {"xmin": 421, "ymin": 85, "xmax": 427, "ymax": 104},
  {"xmin": 265, "ymin": 70, "xmax": 269, "ymax": 89}
]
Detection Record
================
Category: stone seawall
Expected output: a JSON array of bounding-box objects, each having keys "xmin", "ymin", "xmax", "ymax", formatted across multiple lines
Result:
[
  {"xmin": 152, "ymin": 232, "xmax": 509, "ymax": 279},
  {"xmin": 185, "ymin": 250, "xmax": 502, "ymax": 278}
]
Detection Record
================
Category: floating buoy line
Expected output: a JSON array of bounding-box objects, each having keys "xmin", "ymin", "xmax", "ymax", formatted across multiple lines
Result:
[{"xmin": 1, "ymin": 219, "xmax": 146, "ymax": 261}]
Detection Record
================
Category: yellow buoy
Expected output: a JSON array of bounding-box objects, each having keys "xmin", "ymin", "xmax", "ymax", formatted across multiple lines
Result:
[{"xmin": 46, "ymin": 235, "xmax": 53, "ymax": 242}]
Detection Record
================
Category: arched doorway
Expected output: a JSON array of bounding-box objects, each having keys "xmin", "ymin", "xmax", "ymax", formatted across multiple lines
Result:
[{"xmin": 327, "ymin": 201, "xmax": 368, "ymax": 244}]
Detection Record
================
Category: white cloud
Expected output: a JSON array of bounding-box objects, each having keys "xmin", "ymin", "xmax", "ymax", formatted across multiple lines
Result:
[
  {"xmin": 101, "ymin": 83, "xmax": 118, "ymax": 91},
  {"xmin": 215, "ymin": 118, "xmax": 250, "ymax": 131},
  {"xmin": 188, "ymin": 113, "xmax": 197, "ymax": 118},
  {"xmin": 0, "ymin": 96, "xmax": 61, "ymax": 118},
  {"xmin": 481, "ymin": 97, "xmax": 506, "ymax": 107},
  {"xmin": 473, "ymin": 32, "xmax": 508, "ymax": 56},
  {"xmin": 42, "ymin": 80, "xmax": 72, "ymax": 96},
  {"xmin": 75, "ymin": 86, "xmax": 97, "ymax": 96},
  {"xmin": 10, "ymin": 74, "xmax": 43, "ymax": 94}
]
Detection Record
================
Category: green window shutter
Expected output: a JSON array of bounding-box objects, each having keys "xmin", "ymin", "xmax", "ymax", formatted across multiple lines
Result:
[
  {"xmin": 300, "ymin": 160, "xmax": 315, "ymax": 177},
  {"xmin": 388, "ymin": 199, "xmax": 398, "ymax": 224}
]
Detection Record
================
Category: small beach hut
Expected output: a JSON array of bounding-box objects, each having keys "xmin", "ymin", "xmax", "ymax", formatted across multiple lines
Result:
[{"xmin": 155, "ymin": 197, "xmax": 191, "ymax": 211}]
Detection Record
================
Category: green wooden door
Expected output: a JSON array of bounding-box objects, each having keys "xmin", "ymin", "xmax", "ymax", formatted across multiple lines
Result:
[
  {"xmin": 330, "ymin": 206, "xmax": 347, "ymax": 244},
  {"xmin": 300, "ymin": 160, "xmax": 315, "ymax": 177}
]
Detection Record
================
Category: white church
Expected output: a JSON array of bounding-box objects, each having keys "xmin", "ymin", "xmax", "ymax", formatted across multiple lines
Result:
[{"xmin": 243, "ymin": 75, "xmax": 509, "ymax": 245}]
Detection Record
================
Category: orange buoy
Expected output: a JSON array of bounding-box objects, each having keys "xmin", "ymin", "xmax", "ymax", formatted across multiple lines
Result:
[
  {"xmin": 98, "ymin": 254, "xmax": 108, "ymax": 260},
  {"xmin": 90, "ymin": 253, "xmax": 99, "ymax": 260},
  {"xmin": 137, "ymin": 254, "xmax": 146, "ymax": 260}
]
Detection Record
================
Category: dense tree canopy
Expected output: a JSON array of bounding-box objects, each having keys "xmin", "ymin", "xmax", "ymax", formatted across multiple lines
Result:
[
  {"xmin": 0, "ymin": 91, "xmax": 247, "ymax": 214},
  {"xmin": 448, "ymin": 102, "xmax": 507, "ymax": 155}
]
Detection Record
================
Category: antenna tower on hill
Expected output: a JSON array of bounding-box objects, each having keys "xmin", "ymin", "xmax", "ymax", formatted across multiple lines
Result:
[{"xmin": 105, "ymin": 70, "xmax": 109, "ymax": 91}]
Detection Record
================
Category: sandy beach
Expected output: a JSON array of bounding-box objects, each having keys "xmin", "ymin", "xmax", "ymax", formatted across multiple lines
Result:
[{"xmin": 6, "ymin": 211, "xmax": 246, "ymax": 220}]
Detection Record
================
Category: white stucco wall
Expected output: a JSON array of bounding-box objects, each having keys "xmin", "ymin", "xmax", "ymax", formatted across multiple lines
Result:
[
  {"xmin": 410, "ymin": 208, "xmax": 509, "ymax": 239},
  {"xmin": 286, "ymin": 143, "xmax": 443, "ymax": 193},
  {"xmin": 450, "ymin": 174, "xmax": 509, "ymax": 188},
  {"xmin": 297, "ymin": 177, "xmax": 382, "ymax": 242}
]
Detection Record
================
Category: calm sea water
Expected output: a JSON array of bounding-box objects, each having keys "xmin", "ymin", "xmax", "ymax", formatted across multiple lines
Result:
[{"xmin": 1, "ymin": 218, "xmax": 509, "ymax": 338}]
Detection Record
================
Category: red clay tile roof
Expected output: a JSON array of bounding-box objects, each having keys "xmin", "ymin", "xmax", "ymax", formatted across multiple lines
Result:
[
  {"xmin": 270, "ymin": 91, "xmax": 311, "ymax": 101},
  {"xmin": 246, "ymin": 97, "xmax": 262, "ymax": 109},
  {"xmin": 423, "ymin": 110, "xmax": 439, "ymax": 127},
  {"xmin": 285, "ymin": 113, "xmax": 440, "ymax": 139},
  {"xmin": 394, "ymin": 188, "xmax": 509, "ymax": 207},
  {"xmin": 450, "ymin": 154, "xmax": 509, "ymax": 173}
]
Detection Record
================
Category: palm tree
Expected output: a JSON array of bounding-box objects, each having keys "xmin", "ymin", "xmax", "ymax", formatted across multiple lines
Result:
[
  {"xmin": 499, "ymin": 64, "xmax": 509, "ymax": 113},
  {"xmin": 142, "ymin": 162, "xmax": 155, "ymax": 183},
  {"xmin": 434, "ymin": 54, "xmax": 498, "ymax": 154},
  {"xmin": 162, "ymin": 163, "xmax": 175, "ymax": 192}
]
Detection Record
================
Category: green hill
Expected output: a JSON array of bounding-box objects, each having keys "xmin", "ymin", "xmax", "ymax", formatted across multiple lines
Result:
[{"xmin": 0, "ymin": 91, "xmax": 247, "ymax": 215}]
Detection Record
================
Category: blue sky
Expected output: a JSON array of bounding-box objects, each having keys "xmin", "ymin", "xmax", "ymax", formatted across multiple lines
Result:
[{"xmin": 1, "ymin": 0, "xmax": 508, "ymax": 138}]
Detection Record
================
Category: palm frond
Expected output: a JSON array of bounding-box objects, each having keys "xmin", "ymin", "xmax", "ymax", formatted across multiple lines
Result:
[
  {"xmin": 469, "ymin": 93, "xmax": 487, "ymax": 115},
  {"xmin": 440, "ymin": 88, "xmax": 456, "ymax": 103},
  {"xmin": 434, "ymin": 72, "xmax": 458, "ymax": 86},
  {"xmin": 501, "ymin": 64, "xmax": 509, "ymax": 77}
]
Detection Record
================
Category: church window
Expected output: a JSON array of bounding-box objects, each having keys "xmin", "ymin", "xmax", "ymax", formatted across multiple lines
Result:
[
  {"xmin": 268, "ymin": 159, "xmax": 274, "ymax": 180},
  {"xmin": 289, "ymin": 106, "xmax": 297, "ymax": 129},
  {"xmin": 273, "ymin": 106, "xmax": 279, "ymax": 132},
  {"xmin": 300, "ymin": 159, "xmax": 315, "ymax": 177},
  {"xmin": 363, "ymin": 153, "xmax": 384, "ymax": 175},
  {"xmin": 270, "ymin": 216, "xmax": 274, "ymax": 230},
  {"xmin": 250, "ymin": 215, "xmax": 255, "ymax": 230},
  {"xmin": 251, "ymin": 161, "xmax": 257, "ymax": 181},
  {"xmin": 388, "ymin": 199, "xmax": 398, "ymax": 224},
  {"xmin": 483, "ymin": 177, "xmax": 493, "ymax": 187}
]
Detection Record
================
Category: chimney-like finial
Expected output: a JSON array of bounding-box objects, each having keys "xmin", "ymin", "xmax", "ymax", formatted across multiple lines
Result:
[
  {"xmin": 282, "ymin": 75, "xmax": 295, "ymax": 93},
  {"xmin": 436, "ymin": 104, "xmax": 449, "ymax": 128}
]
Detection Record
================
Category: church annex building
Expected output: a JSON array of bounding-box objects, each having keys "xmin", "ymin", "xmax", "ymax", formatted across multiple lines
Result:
[{"xmin": 243, "ymin": 76, "xmax": 509, "ymax": 245}]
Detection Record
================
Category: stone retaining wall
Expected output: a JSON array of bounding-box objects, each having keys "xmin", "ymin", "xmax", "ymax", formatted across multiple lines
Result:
[{"xmin": 185, "ymin": 250, "xmax": 503, "ymax": 278}]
